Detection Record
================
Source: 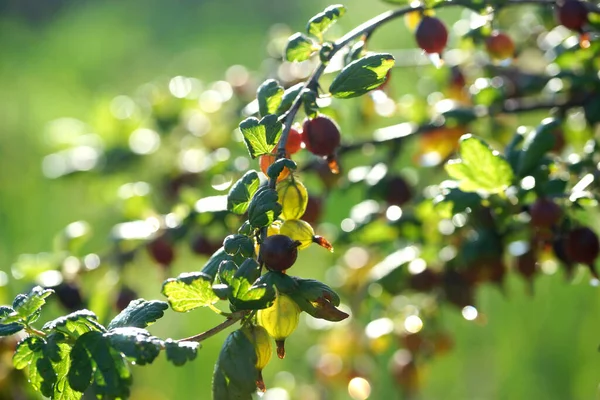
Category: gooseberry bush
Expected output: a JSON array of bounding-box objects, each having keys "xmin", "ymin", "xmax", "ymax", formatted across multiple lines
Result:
[{"xmin": 2, "ymin": 0, "xmax": 600, "ymax": 398}]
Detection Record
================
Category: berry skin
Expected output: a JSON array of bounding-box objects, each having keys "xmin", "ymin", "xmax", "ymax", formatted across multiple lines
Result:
[
  {"xmin": 259, "ymin": 153, "xmax": 291, "ymax": 182},
  {"xmin": 485, "ymin": 31, "xmax": 515, "ymax": 60},
  {"xmin": 53, "ymin": 282, "xmax": 85, "ymax": 311},
  {"xmin": 564, "ymin": 227, "xmax": 600, "ymax": 266},
  {"xmin": 116, "ymin": 286, "xmax": 138, "ymax": 312},
  {"xmin": 529, "ymin": 198, "xmax": 562, "ymax": 229},
  {"xmin": 385, "ymin": 176, "xmax": 413, "ymax": 206},
  {"xmin": 415, "ymin": 16, "xmax": 448, "ymax": 54},
  {"xmin": 302, "ymin": 116, "xmax": 341, "ymax": 157},
  {"xmin": 285, "ymin": 127, "xmax": 303, "ymax": 155},
  {"xmin": 257, "ymin": 294, "xmax": 301, "ymax": 359},
  {"xmin": 556, "ymin": 0, "xmax": 588, "ymax": 31},
  {"xmin": 147, "ymin": 236, "xmax": 175, "ymax": 267},
  {"xmin": 260, "ymin": 234, "xmax": 299, "ymax": 272}
]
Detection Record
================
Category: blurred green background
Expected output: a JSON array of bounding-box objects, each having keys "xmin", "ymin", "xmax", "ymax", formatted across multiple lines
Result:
[{"xmin": 1, "ymin": 1, "xmax": 599, "ymax": 399}]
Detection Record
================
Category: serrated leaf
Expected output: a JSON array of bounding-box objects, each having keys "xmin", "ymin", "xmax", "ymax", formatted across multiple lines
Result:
[
  {"xmin": 276, "ymin": 83, "xmax": 304, "ymax": 115},
  {"xmin": 223, "ymin": 234, "xmax": 256, "ymax": 258},
  {"xmin": 201, "ymin": 246, "xmax": 246, "ymax": 280},
  {"xmin": 43, "ymin": 310, "xmax": 106, "ymax": 338},
  {"xmin": 10, "ymin": 286, "xmax": 53, "ymax": 323},
  {"xmin": 162, "ymin": 272, "xmax": 219, "ymax": 312},
  {"xmin": 226, "ymin": 259, "xmax": 275, "ymax": 310},
  {"xmin": 107, "ymin": 299, "xmax": 168, "ymax": 330},
  {"xmin": 445, "ymin": 135, "xmax": 514, "ymax": 194},
  {"xmin": 330, "ymin": 53, "xmax": 395, "ymax": 99},
  {"xmin": 13, "ymin": 336, "xmax": 60, "ymax": 397},
  {"xmin": 257, "ymin": 79, "xmax": 284, "ymax": 116},
  {"xmin": 255, "ymin": 271, "xmax": 299, "ymax": 293},
  {"xmin": 68, "ymin": 331, "xmax": 132, "ymax": 397},
  {"xmin": 306, "ymin": 4, "xmax": 346, "ymax": 41},
  {"xmin": 288, "ymin": 278, "xmax": 348, "ymax": 322},
  {"xmin": 239, "ymin": 115, "xmax": 282, "ymax": 159},
  {"xmin": 285, "ymin": 32, "xmax": 317, "ymax": 62},
  {"xmin": 53, "ymin": 342, "xmax": 81, "ymax": 400},
  {"xmin": 248, "ymin": 187, "xmax": 282, "ymax": 228},
  {"xmin": 227, "ymin": 170, "xmax": 261, "ymax": 215},
  {"xmin": 0, "ymin": 306, "xmax": 23, "ymax": 336},
  {"xmin": 105, "ymin": 327, "xmax": 162, "ymax": 366},
  {"xmin": 212, "ymin": 330, "xmax": 258, "ymax": 400},
  {"xmin": 164, "ymin": 339, "xmax": 200, "ymax": 366},
  {"xmin": 518, "ymin": 119, "xmax": 560, "ymax": 177},
  {"xmin": 267, "ymin": 158, "xmax": 297, "ymax": 181}
]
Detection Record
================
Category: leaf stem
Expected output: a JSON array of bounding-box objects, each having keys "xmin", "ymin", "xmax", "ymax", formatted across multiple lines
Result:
[
  {"xmin": 178, "ymin": 311, "xmax": 248, "ymax": 343},
  {"xmin": 25, "ymin": 325, "xmax": 47, "ymax": 338}
]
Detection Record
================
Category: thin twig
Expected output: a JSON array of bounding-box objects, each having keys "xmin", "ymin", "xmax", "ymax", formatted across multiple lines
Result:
[{"xmin": 178, "ymin": 311, "xmax": 248, "ymax": 343}]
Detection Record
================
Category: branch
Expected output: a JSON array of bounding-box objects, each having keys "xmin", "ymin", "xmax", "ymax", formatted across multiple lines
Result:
[{"xmin": 178, "ymin": 311, "xmax": 248, "ymax": 343}]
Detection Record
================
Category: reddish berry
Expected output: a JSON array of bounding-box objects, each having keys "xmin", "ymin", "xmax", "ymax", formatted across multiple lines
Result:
[
  {"xmin": 260, "ymin": 234, "xmax": 299, "ymax": 272},
  {"xmin": 409, "ymin": 268, "xmax": 439, "ymax": 292},
  {"xmin": 116, "ymin": 286, "xmax": 138, "ymax": 312},
  {"xmin": 529, "ymin": 198, "xmax": 562, "ymax": 229},
  {"xmin": 302, "ymin": 116, "xmax": 341, "ymax": 157},
  {"xmin": 53, "ymin": 282, "xmax": 85, "ymax": 311},
  {"xmin": 190, "ymin": 234, "xmax": 221, "ymax": 256},
  {"xmin": 147, "ymin": 236, "xmax": 175, "ymax": 267},
  {"xmin": 301, "ymin": 196, "xmax": 323, "ymax": 224},
  {"xmin": 485, "ymin": 31, "xmax": 515, "ymax": 60},
  {"xmin": 564, "ymin": 227, "xmax": 600, "ymax": 265},
  {"xmin": 285, "ymin": 127, "xmax": 303, "ymax": 154},
  {"xmin": 385, "ymin": 176, "xmax": 413, "ymax": 206},
  {"xmin": 556, "ymin": 0, "xmax": 588, "ymax": 31},
  {"xmin": 415, "ymin": 16, "xmax": 448, "ymax": 54}
]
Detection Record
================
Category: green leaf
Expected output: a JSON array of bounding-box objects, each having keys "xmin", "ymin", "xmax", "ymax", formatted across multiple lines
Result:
[
  {"xmin": 302, "ymin": 89, "xmax": 319, "ymax": 118},
  {"xmin": 285, "ymin": 32, "xmax": 317, "ymax": 62},
  {"xmin": 276, "ymin": 83, "xmax": 304, "ymax": 115},
  {"xmin": 227, "ymin": 170, "xmax": 261, "ymax": 215},
  {"xmin": 255, "ymin": 271, "xmax": 299, "ymax": 293},
  {"xmin": 43, "ymin": 310, "xmax": 106, "ymax": 338},
  {"xmin": 0, "ymin": 306, "xmax": 23, "ymax": 336},
  {"xmin": 267, "ymin": 158, "xmax": 297, "ymax": 181},
  {"xmin": 53, "ymin": 342, "xmax": 81, "ymax": 400},
  {"xmin": 201, "ymin": 246, "xmax": 246, "ymax": 280},
  {"xmin": 164, "ymin": 339, "xmax": 200, "ymax": 366},
  {"xmin": 14, "ymin": 335, "xmax": 63, "ymax": 397},
  {"xmin": 248, "ymin": 187, "xmax": 282, "ymax": 228},
  {"xmin": 306, "ymin": 4, "xmax": 347, "ymax": 41},
  {"xmin": 329, "ymin": 53, "xmax": 395, "ymax": 99},
  {"xmin": 288, "ymin": 278, "xmax": 348, "ymax": 322},
  {"xmin": 162, "ymin": 272, "xmax": 219, "ymax": 312},
  {"xmin": 107, "ymin": 299, "xmax": 168, "ymax": 330},
  {"xmin": 445, "ymin": 135, "xmax": 514, "ymax": 194},
  {"xmin": 11, "ymin": 286, "xmax": 54, "ymax": 323},
  {"xmin": 518, "ymin": 118, "xmax": 560, "ymax": 177},
  {"xmin": 105, "ymin": 327, "xmax": 162, "ymax": 366},
  {"xmin": 239, "ymin": 115, "xmax": 282, "ymax": 159},
  {"xmin": 257, "ymin": 79, "xmax": 284, "ymax": 116},
  {"xmin": 212, "ymin": 330, "xmax": 258, "ymax": 400},
  {"xmin": 223, "ymin": 234, "xmax": 256, "ymax": 258},
  {"xmin": 434, "ymin": 187, "xmax": 483, "ymax": 214},
  {"xmin": 68, "ymin": 331, "xmax": 132, "ymax": 397},
  {"xmin": 229, "ymin": 259, "xmax": 275, "ymax": 310}
]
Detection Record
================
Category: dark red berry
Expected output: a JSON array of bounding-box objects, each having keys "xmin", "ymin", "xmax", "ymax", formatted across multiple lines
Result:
[
  {"xmin": 556, "ymin": 0, "xmax": 588, "ymax": 31},
  {"xmin": 415, "ymin": 16, "xmax": 448, "ymax": 54},
  {"xmin": 485, "ymin": 31, "xmax": 515, "ymax": 60},
  {"xmin": 409, "ymin": 268, "xmax": 439, "ymax": 292},
  {"xmin": 529, "ymin": 198, "xmax": 562, "ymax": 229},
  {"xmin": 385, "ymin": 176, "xmax": 413, "ymax": 206},
  {"xmin": 116, "ymin": 286, "xmax": 138, "ymax": 312},
  {"xmin": 260, "ymin": 234, "xmax": 299, "ymax": 272},
  {"xmin": 302, "ymin": 116, "xmax": 341, "ymax": 157},
  {"xmin": 190, "ymin": 234, "xmax": 221, "ymax": 256},
  {"xmin": 53, "ymin": 282, "xmax": 84, "ymax": 311},
  {"xmin": 564, "ymin": 227, "xmax": 600, "ymax": 265},
  {"xmin": 147, "ymin": 236, "xmax": 175, "ymax": 266},
  {"xmin": 301, "ymin": 196, "xmax": 323, "ymax": 225}
]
